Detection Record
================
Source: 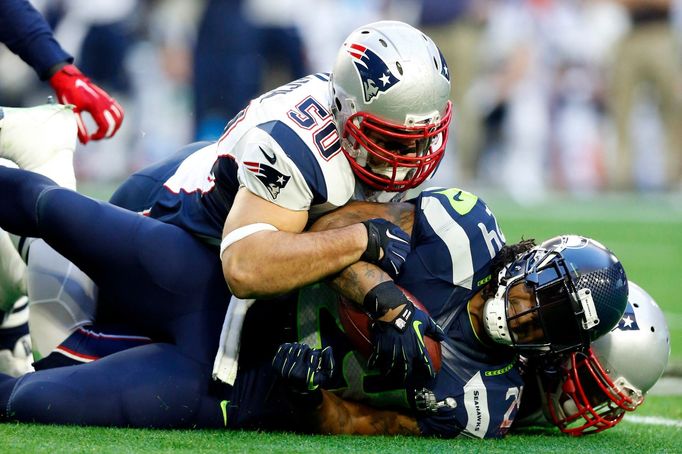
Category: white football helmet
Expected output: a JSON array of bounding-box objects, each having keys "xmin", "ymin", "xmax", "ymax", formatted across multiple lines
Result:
[
  {"xmin": 540, "ymin": 281, "xmax": 670, "ymax": 435},
  {"xmin": 330, "ymin": 21, "xmax": 452, "ymax": 192}
]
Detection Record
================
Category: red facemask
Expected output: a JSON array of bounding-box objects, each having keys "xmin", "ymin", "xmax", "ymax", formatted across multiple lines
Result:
[
  {"xmin": 544, "ymin": 348, "xmax": 642, "ymax": 436},
  {"xmin": 342, "ymin": 101, "xmax": 452, "ymax": 192}
]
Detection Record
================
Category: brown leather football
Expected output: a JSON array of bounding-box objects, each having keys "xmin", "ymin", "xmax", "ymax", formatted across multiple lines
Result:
[{"xmin": 337, "ymin": 287, "xmax": 442, "ymax": 373}]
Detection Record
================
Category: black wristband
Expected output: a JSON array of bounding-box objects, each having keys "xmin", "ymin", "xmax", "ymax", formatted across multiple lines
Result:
[
  {"xmin": 360, "ymin": 221, "xmax": 380, "ymax": 263},
  {"xmin": 363, "ymin": 281, "xmax": 410, "ymax": 318}
]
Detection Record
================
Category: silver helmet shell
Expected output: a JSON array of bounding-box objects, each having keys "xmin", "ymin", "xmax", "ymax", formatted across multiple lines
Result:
[
  {"xmin": 541, "ymin": 281, "xmax": 670, "ymax": 435},
  {"xmin": 330, "ymin": 21, "xmax": 452, "ymax": 191}
]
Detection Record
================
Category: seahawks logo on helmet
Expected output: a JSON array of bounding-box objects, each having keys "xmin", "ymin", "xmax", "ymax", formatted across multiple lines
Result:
[
  {"xmin": 346, "ymin": 43, "xmax": 400, "ymax": 103},
  {"xmin": 243, "ymin": 161, "xmax": 291, "ymax": 199}
]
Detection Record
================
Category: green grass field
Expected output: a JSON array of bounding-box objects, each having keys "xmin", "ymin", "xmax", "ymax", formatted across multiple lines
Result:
[
  {"xmin": 1, "ymin": 395, "xmax": 681, "ymax": 453},
  {"xmin": 1, "ymin": 187, "xmax": 679, "ymax": 453}
]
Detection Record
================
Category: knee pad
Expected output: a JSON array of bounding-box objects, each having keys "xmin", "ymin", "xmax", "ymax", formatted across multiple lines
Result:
[{"xmin": 26, "ymin": 240, "xmax": 98, "ymax": 359}]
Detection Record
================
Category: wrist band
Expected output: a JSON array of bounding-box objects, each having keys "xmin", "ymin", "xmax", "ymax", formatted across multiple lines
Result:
[
  {"xmin": 362, "ymin": 281, "xmax": 409, "ymax": 318},
  {"xmin": 220, "ymin": 223, "xmax": 278, "ymax": 259},
  {"xmin": 360, "ymin": 220, "xmax": 379, "ymax": 263}
]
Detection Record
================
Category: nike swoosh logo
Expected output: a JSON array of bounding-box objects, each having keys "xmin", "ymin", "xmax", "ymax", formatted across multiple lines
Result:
[
  {"xmin": 385, "ymin": 229, "xmax": 409, "ymax": 244},
  {"xmin": 220, "ymin": 400, "xmax": 229, "ymax": 427},
  {"xmin": 413, "ymin": 320, "xmax": 434, "ymax": 375},
  {"xmin": 453, "ymin": 190, "xmax": 464, "ymax": 202},
  {"xmin": 259, "ymin": 146, "xmax": 276, "ymax": 165},
  {"xmin": 412, "ymin": 320, "xmax": 425, "ymax": 347},
  {"xmin": 307, "ymin": 369, "xmax": 319, "ymax": 391}
]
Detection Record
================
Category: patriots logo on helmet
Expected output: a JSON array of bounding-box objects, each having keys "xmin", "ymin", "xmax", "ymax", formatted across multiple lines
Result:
[
  {"xmin": 617, "ymin": 302, "xmax": 639, "ymax": 331},
  {"xmin": 346, "ymin": 43, "xmax": 400, "ymax": 103},
  {"xmin": 438, "ymin": 48, "xmax": 449, "ymax": 81},
  {"xmin": 243, "ymin": 161, "xmax": 291, "ymax": 199}
]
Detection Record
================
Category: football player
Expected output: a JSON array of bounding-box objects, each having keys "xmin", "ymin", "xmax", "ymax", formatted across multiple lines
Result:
[
  {"xmin": 0, "ymin": 166, "xmax": 629, "ymax": 437},
  {"xmin": 0, "ymin": 0, "xmax": 124, "ymax": 376},
  {"xmin": 0, "ymin": 20, "xmax": 451, "ymax": 384},
  {"xmin": 105, "ymin": 20, "xmax": 452, "ymax": 298},
  {"xmin": 266, "ymin": 194, "xmax": 630, "ymax": 438}
]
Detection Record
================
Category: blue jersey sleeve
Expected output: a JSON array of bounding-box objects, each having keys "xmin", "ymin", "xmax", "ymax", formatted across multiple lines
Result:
[
  {"xmin": 396, "ymin": 187, "xmax": 506, "ymax": 319},
  {"xmin": 0, "ymin": 0, "xmax": 72, "ymax": 79}
]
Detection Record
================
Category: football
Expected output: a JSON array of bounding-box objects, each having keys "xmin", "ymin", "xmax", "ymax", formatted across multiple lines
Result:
[{"xmin": 337, "ymin": 287, "xmax": 442, "ymax": 373}]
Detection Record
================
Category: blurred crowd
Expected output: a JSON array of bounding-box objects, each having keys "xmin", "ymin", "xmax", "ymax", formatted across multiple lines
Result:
[{"xmin": 1, "ymin": 0, "xmax": 681, "ymax": 199}]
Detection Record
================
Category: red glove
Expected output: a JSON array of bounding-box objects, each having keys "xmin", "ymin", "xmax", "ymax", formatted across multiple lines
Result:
[{"xmin": 49, "ymin": 64, "xmax": 124, "ymax": 144}]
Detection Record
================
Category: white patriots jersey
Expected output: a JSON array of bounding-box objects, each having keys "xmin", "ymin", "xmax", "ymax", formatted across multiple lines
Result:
[
  {"xmin": 150, "ymin": 73, "xmax": 362, "ymax": 242},
  {"xmin": 217, "ymin": 73, "xmax": 356, "ymax": 217}
]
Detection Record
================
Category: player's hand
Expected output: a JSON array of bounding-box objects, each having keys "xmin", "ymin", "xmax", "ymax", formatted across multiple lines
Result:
[
  {"xmin": 361, "ymin": 218, "xmax": 410, "ymax": 278},
  {"xmin": 49, "ymin": 64, "xmax": 124, "ymax": 144},
  {"xmin": 272, "ymin": 343, "xmax": 335, "ymax": 392},
  {"xmin": 368, "ymin": 301, "xmax": 445, "ymax": 384}
]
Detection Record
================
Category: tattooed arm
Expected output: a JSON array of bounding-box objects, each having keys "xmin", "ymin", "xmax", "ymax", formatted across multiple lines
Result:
[
  {"xmin": 314, "ymin": 390, "xmax": 420, "ymax": 435},
  {"xmin": 308, "ymin": 200, "xmax": 415, "ymax": 308},
  {"xmin": 310, "ymin": 200, "xmax": 414, "ymax": 234}
]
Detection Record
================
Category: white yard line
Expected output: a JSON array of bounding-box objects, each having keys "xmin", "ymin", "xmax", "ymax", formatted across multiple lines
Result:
[
  {"xmin": 620, "ymin": 376, "xmax": 682, "ymax": 428},
  {"xmin": 624, "ymin": 415, "xmax": 682, "ymax": 428}
]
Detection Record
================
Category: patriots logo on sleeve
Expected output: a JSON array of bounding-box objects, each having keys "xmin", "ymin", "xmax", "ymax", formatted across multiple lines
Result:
[
  {"xmin": 617, "ymin": 302, "xmax": 639, "ymax": 331},
  {"xmin": 243, "ymin": 161, "xmax": 291, "ymax": 199},
  {"xmin": 346, "ymin": 43, "xmax": 400, "ymax": 103}
]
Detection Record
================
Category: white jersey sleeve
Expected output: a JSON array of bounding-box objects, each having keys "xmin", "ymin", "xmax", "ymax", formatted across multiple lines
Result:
[{"xmin": 235, "ymin": 127, "xmax": 314, "ymax": 211}]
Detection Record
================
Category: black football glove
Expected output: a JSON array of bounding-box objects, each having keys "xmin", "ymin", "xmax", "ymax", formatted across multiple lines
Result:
[
  {"xmin": 368, "ymin": 300, "xmax": 445, "ymax": 385},
  {"xmin": 272, "ymin": 342, "xmax": 335, "ymax": 392},
  {"xmin": 361, "ymin": 218, "xmax": 411, "ymax": 278}
]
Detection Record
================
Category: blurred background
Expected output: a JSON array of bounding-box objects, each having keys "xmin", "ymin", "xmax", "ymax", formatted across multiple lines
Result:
[
  {"xmin": 2, "ymin": 0, "xmax": 681, "ymax": 370},
  {"xmin": 2, "ymin": 0, "xmax": 681, "ymax": 193}
]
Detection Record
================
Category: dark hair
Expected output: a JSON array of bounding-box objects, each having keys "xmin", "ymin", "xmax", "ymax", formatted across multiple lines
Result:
[{"xmin": 480, "ymin": 238, "xmax": 536, "ymax": 300}]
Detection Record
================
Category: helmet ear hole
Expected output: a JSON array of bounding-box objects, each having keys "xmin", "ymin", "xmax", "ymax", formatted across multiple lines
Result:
[{"xmin": 335, "ymin": 97, "xmax": 342, "ymax": 112}]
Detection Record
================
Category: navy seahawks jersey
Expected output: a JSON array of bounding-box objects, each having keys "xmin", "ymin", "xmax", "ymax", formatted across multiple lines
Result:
[
  {"xmin": 124, "ymin": 73, "xmax": 402, "ymax": 243},
  {"xmin": 292, "ymin": 188, "xmax": 524, "ymax": 438}
]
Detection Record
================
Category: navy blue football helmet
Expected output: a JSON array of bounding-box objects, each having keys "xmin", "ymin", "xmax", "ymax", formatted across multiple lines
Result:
[{"xmin": 483, "ymin": 235, "xmax": 628, "ymax": 355}]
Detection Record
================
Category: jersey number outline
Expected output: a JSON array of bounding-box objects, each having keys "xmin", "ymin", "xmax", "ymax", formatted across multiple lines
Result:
[
  {"xmin": 288, "ymin": 96, "xmax": 341, "ymax": 161},
  {"xmin": 478, "ymin": 205, "xmax": 506, "ymax": 260},
  {"xmin": 500, "ymin": 386, "xmax": 523, "ymax": 431}
]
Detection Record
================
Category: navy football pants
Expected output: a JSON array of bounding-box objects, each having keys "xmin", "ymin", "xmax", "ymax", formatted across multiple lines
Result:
[{"xmin": 0, "ymin": 167, "xmax": 231, "ymax": 426}]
